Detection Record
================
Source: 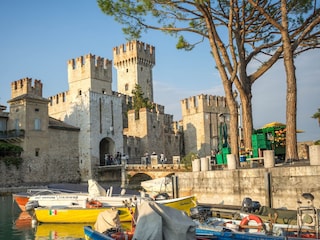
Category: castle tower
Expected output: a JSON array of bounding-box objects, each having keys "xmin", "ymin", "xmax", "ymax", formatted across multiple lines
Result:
[
  {"xmin": 7, "ymin": 78, "xmax": 50, "ymax": 156},
  {"xmin": 181, "ymin": 94, "xmax": 229, "ymax": 157},
  {"xmin": 67, "ymin": 54, "xmax": 113, "ymax": 96},
  {"xmin": 113, "ymin": 41, "xmax": 155, "ymax": 102},
  {"xmin": 63, "ymin": 54, "xmax": 122, "ymax": 181}
]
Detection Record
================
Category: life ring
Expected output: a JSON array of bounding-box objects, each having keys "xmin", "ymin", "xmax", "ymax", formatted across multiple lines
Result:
[
  {"xmin": 86, "ymin": 200, "xmax": 103, "ymax": 208},
  {"xmin": 240, "ymin": 214, "xmax": 263, "ymax": 232}
]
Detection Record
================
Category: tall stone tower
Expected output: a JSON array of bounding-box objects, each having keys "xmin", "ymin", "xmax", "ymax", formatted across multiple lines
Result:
[
  {"xmin": 67, "ymin": 54, "xmax": 113, "ymax": 96},
  {"xmin": 8, "ymin": 78, "xmax": 50, "ymax": 157},
  {"xmin": 49, "ymin": 54, "xmax": 123, "ymax": 181},
  {"xmin": 113, "ymin": 41, "xmax": 155, "ymax": 102}
]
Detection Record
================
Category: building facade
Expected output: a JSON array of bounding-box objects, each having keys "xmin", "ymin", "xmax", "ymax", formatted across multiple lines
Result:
[
  {"xmin": 181, "ymin": 94, "xmax": 229, "ymax": 157},
  {"xmin": 0, "ymin": 40, "xmax": 228, "ymax": 184}
]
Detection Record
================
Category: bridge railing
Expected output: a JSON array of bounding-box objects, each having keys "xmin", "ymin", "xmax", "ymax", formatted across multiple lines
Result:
[{"xmin": 125, "ymin": 163, "xmax": 188, "ymax": 171}]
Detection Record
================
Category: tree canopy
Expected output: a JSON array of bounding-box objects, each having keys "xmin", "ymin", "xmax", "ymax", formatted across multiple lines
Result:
[
  {"xmin": 130, "ymin": 84, "xmax": 154, "ymax": 112},
  {"xmin": 312, "ymin": 108, "xmax": 320, "ymax": 126},
  {"xmin": 98, "ymin": 0, "xmax": 320, "ymax": 161}
]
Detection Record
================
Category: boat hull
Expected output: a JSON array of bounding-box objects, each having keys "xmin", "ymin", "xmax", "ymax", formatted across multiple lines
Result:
[
  {"xmin": 34, "ymin": 207, "xmax": 133, "ymax": 223},
  {"xmin": 84, "ymin": 226, "xmax": 134, "ymax": 240},
  {"xmin": 13, "ymin": 193, "xmax": 30, "ymax": 211},
  {"xmin": 34, "ymin": 196, "xmax": 197, "ymax": 223}
]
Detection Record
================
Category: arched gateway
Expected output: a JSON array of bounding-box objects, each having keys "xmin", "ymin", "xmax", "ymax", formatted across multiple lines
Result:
[{"xmin": 99, "ymin": 137, "xmax": 115, "ymax": 166}]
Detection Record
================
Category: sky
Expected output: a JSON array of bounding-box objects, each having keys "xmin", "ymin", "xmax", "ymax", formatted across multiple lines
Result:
[{"xmin": 0, "ymin": 1, "xmax": 319, "ymax": 142}]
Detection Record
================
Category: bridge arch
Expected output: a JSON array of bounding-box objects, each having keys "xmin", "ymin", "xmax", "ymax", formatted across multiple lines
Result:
[{"xmin": 127, "ymin": 172, "xmax": 175, "ymax": 186}]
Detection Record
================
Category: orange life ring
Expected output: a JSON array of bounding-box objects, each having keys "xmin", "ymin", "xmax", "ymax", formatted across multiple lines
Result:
[
  {"xmin": 86, "ymin": 200, "xmax": 103, "ymax": 208},
  {"xmin": 240, "ymin": 214, "xmax": 263, "ymax": 232}
]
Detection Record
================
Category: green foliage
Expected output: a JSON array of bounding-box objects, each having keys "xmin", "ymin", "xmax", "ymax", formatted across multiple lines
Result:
[
  {"xmin": 181, "ymin": 152, "xmax": 197, "ymax": 170},
  {"xmin": 315, "ymin": 140, "xmax": 320, "ymax": 145},
  {"xmin": 2, "ymin": 156, "xmax": 23, "ymax": 169},
  {"xmin": 312, "ymin": 108, "xmax": 320, "ymax": 126},
  {"xmin": 176, "ymin": 36, "xmax": 194, "ymax": 51},
  {"xmin": 0, "ymin": 142, "xmax": 23, "ymax": 156},
  {"xmin": 130, "ymin": 84, "xmax": 154, "ymax": 112},
  {"xmin": 0, "ymin": 142, "xmax": 23, "ymax": 168}
]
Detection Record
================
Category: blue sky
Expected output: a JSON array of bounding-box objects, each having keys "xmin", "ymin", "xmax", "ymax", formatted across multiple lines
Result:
[{"xmin": 0, "ymin": 1, "xmax": 319, "ymax": 142}]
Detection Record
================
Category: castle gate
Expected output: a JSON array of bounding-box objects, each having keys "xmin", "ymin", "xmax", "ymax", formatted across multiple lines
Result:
[{"xmin": 99, "ymin": 137, "xmax": 115, "ymax": 166}]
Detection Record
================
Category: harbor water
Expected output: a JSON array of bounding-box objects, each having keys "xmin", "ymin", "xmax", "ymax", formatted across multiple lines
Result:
[
  {"xmin": 1, "ymin": 183, "xmax": 137, "ymax": 240},
  {"xmin": 0, "ymin": 195, "xmax": 89, "ymax": 240}
]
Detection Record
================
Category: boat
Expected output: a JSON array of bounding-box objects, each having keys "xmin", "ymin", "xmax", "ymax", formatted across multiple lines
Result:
[
  {"xmin": 25, "ymin": 179, "xmax": 145, "ymax": 211},
  {"xmin": 84, "ymin": 226, "xmax": 118, "ymax": 240},
  {"xmin": 84, "ymin": 207, "xmax": 135, "ymax": 240},
  {"xmin": 192, "ymin": 204, "xmax": 320, "ymax": 239},
  {"xmin": 13, "ymin": 188, "xmax": 74, "ymax": 211},
  {"xmin": 195, "ymin": 217, "xmax": 320, "ymax": 239},
  {"xmin": 84, "ymin": 200, "xmax": 197, "ymax": 240},
  {"xmin": 33, "ymin": 195, "xmax": 197, "ymax": 223},
  {"xmin": 140, "ymin": 177, "xmax": 172, "ymax": 198},
  {"xmin": 192, "ymin": 193, "xmax": 320, "ymax": 239},
  {"xmin": 33, "ymin": 205, "xmax": 134, "ymax": 223}
]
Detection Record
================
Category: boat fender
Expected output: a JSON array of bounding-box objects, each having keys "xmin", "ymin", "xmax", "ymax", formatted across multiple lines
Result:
[
  {"xmin": 86, "ymin": 200, "xmax": 103, "ymax": 208},
  {"xmin": 240, "ymin": 214, "xmax": 263, "ymax": 232}
]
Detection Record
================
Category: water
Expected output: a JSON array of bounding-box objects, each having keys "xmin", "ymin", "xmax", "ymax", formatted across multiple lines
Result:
[{"xmin": 0, "ymin": 195, "xmax": 89, "ymax": 240}]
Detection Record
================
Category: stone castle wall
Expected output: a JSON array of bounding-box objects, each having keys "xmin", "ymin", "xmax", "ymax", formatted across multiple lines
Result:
[
  {"xmin": 176, "ymin": 164, "xmax": 320, "ymax": 210},
  {"xmin": 0, "ymin": 127, "xmax": 80, "ymax": 186},
  {"xmin": 181, "ymin": 94, "xmax": 229, "ymax": 157}
]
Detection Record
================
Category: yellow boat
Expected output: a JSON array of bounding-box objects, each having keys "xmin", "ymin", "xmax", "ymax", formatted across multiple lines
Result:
[
  {"xmin": 34, "ymin": 206, "xmax": 133, "ymax": 223},
  {"xmin": 33, "ymin": 195, "xmax": 197, "ymax": 223}
]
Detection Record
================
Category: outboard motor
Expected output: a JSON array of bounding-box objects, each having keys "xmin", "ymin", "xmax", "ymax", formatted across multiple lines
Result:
[
  {"xmin": 25, "ymin": 200, "xmax": 39, "ymax": 212},
  {"xmin": 241, "ymin": 197, "xmax": 253, "ymax": 213},
  {"xmin": 154, "ymin": 192, "xmax": 170, "ymax": 200},
  {"xmin": 190, "ymin": 206, "xmax": 211, "ymax": 222},
  {"xmin": 252, "ymin": 201, "xmax": 261, "ymax": 212}
]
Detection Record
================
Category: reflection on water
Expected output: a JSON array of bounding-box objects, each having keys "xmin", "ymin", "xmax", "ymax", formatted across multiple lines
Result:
[
  {"xmin": 34, "ymin": 223, "xmax": 91, "ymax": 240},
  {"xmin": 1, "ymin": 195, "xmax": 35, "ymax": 240},
  {"xmin": 2, "ymin": 195, "xmax": 133, "ymax": 240}
]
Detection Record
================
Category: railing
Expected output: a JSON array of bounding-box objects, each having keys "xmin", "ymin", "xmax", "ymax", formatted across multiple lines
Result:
[{"xmin": 0, "ymin": 130, "xmax": 25, "ymax": 139}]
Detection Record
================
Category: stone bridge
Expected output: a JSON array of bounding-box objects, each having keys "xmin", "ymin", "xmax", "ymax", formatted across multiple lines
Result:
[
  {"xmin": 96, "ymin": 163, "xmax": 189, "ymax": 184},
  {"xmin": 126, "ymin": 163, "xmax": 188, "ymax": 180}
]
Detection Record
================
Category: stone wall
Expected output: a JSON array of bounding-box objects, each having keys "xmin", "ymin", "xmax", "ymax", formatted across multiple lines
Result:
[
  {"xmin": 0, "ymin": 127, "xmax": 80, "ymax": 187},
  {"xmin": 176, "ymin": 164, "xmax": 320, "ymax": 210}
]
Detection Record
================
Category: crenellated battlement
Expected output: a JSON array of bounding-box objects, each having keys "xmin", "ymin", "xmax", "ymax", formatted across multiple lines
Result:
[
  {"xmin": 48, "ymin": 90, "xmax": 69, "ymax": 106},
  {"xmin": 181, "ymin": 94, "xmax": 228, "ymax": 116},
  {"xmin": 11, "ymin": 78, "xmax": 43, "ymax": 99},
  {"xmin": 68, "ymin": 54, "xmax": 112, "ymax": 83},
  {"xmin": 68, "ymin": 53, "xmax": 112, "ymax": 70},
  {"xmin": 113, "ymin": 40, "xmax": 155, "ymax": 67}
]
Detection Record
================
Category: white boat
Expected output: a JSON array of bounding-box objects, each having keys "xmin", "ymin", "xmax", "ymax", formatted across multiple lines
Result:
[
  {"xmin": 26, "ymin": 179, "xmax": 147, "ymax": 211},
  {"xmin": 141, "ymin": 177, "xmax": 172, "ymax": 198}
]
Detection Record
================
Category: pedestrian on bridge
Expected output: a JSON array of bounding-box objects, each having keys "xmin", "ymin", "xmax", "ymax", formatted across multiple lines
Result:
[
  {"xmin": 145, "ymin": 152, "xmax": 149, "ymax": 166},
  {"xmin": 160, "ymin": 153, "xmax": 165, "ymax": 166}
]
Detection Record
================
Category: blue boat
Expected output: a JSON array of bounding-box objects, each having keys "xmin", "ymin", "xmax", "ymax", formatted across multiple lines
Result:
[
  {"xmin": 84, "ymin": 226, "xmax": 114, "ymax": 240},
  {"xmin": 84, "ymin": 226, "xmax": 134, "ymax": 240},
  {"xmin": 196, "ymin": 228, "xmax": 286, "ymax": 239},
  {"xmin": 196, "ymin": 227, "xmax": 320, "ymax": 239}
]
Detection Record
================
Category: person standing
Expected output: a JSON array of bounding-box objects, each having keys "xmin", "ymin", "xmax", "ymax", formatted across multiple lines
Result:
[
  {"xmin": 160, "ymin": 153, "xmax": 165, "ymax": 166},
  {"xmin": 145, "ymin": 152, "xmax": 149, "ymax": 166}
]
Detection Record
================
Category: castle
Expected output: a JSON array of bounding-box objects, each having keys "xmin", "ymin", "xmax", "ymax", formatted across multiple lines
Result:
[{"xmin": 0, "ymin": 40, "xmax": 229, "ymax": 184}]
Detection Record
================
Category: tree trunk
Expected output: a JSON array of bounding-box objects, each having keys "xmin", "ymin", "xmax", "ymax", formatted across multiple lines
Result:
[
  {"xmin": 240, "ymin": 90, "xmax": 253, "ymax": 151},
  {"xmin": 281, "ymin": 0, "xmax": 299, "ymax": 161}
]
